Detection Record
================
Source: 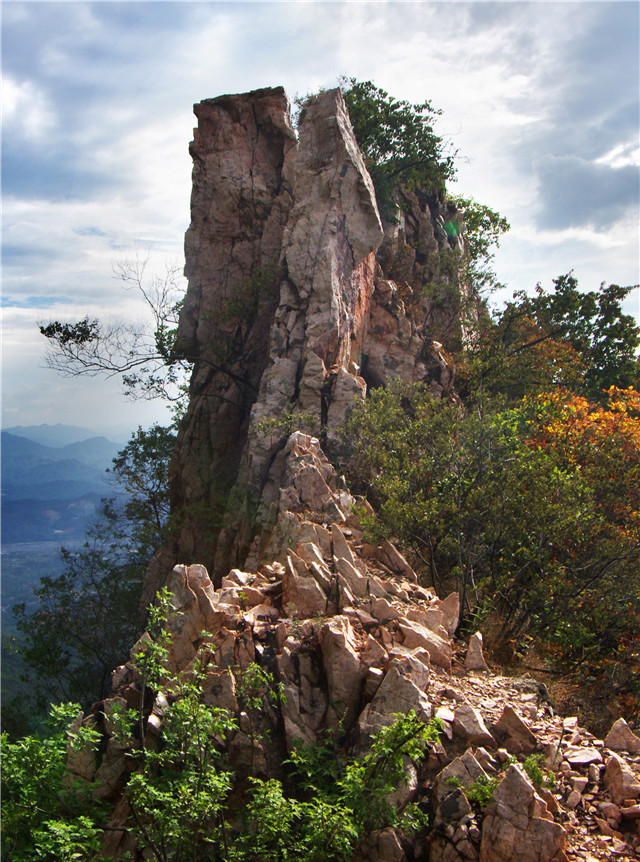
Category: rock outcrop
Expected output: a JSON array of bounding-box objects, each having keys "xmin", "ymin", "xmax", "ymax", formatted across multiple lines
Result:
[
  {"xmin": 157, "ymin": 85, "xmax": 467, "ymax": 587},
  {"xmin": 78, "ymin": 432, "xmax": 640, "ymax": 861},
  {"xmin": 91, "ymin": 85, "xmax": 640, "ymax": 861}
]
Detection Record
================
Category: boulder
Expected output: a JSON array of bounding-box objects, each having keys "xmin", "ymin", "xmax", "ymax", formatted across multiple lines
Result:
[
  {"xmin": 320, "ymin": 616, "xmax": 363, "ymax": 730},
  {"xmin": 479, "ymin": 765, "xmax": 566, "ymax": 862},
  {"xmin": 359, "ymin": 666, "xmax": 431, "ymax": 738},
  {"xmin": 434, "ymin": 750, "xmax": 489, "ymax": 805},
  {"xmin": 277, "ymin": 637, "xmax": 327, "ymax": 749},
  {"xmin": 492, "ymin": 705, "xmax": 537, "ymax": 754},
  {"xmin": 604, "ymin": 717, "xmax": 640, "ymax": 755},
  {"xmin": 465, "ymin": 631, "xmax": 489, "ymax": 671},
  {"xmin": 282, "ymin": 551, "xmax": 328, "ymax": 617},
  {"xmin": 604, "ymin": 753, "xmax": 640, "ymax": 805},
  {"xmin": 453, "ymin": 704, "xmax": 496, "ymax": 748},
  {"xmin": 438, "ymin": 592, "xmax": 460, "ymax": 637},
  {"xmin": 377, "ymin": 540, "xmax": 418, "ymax": 582},
  {"xmin": 399, "ymin": 619, "xmax": 452, "ymax": 669},
  {"xmin": 356, "ymin": 827, "xmax": 406, "ymax": 862},
  {"xmin": 368, "ymin": 597, "xmax": 402, "ymax": 623},
  {"xmin": 405, "ymin": 605, "xmax": 446, "ymax": 635},
  {"xmin": 387, "ymin": 645, "xmax": 430, "ymax": 690},
  {"xmin": 161, "ymin": 565, "xmax": 233, "ymax": 672}
]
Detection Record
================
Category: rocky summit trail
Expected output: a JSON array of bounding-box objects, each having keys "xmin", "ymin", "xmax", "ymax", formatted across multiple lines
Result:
[
  {"xmin": 59, "ymin": 84, "xmax": 639, "ymax": 861},
  {"xmin": 71, "ymin": 432, "xmax": 640, "ymax": 861}
]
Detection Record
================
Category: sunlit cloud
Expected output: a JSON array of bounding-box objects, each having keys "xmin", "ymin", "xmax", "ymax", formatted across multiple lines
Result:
[{"xmin": 1, "ymin": 0, "xmax": 637, "ymax": 428}]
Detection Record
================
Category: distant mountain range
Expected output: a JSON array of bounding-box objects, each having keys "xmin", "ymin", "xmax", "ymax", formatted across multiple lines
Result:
[
  {"xmin": 1, "ymin": 425, "xmax": 123, "ymax": 545},
  {"xmin": 4, "ymin": 422, "xmax": 132, "ymax": 447}
]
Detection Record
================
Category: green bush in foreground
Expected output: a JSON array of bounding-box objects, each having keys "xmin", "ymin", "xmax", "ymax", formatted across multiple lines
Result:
[{"xmin": 2, "ymin": 590, "xmax": 441, "ymax": 861}]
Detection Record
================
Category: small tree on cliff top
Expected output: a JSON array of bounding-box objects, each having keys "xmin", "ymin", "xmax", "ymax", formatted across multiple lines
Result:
[{"xmin": 340, "ymin": 76, "xmax": 457, "ymax": 217}]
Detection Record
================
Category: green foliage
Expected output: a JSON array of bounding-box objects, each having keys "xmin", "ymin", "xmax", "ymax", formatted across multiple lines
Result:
[
  {"xmin": 10, "ymin": 425, "xmax": 175, "ymax": 723},
  {"xmin": 340, "ymin": 76, "xmax": 456, "ymax": 218},
  {"xmin": 343, "ymin": 380, "xmax": 640, "ymax": 695},
  {"xmin": 448, "ymin": 196, "xmax": 510, "ymax": 295},
  {"xmin": 39, "ymin": 317, "xmax": 99, "ymax": 346},
  {"xmin": 231, "ymin": 778, "xmax": 359, "ymax": 862},
  {"xmin": 523, "ymin": 274, "xmax": 640, "ymax": 397},
  {"xmin": 107, "ymin": 423, "xmax": 175, "ymax": 545},
  {"xmin": 469, "ymin": 273, "xmax": 640, "ymax": 402},
  {"xmin": 522, "ymin": 754, "xmax": 552, "ymax": 789},
  {"xmin": 232, "ymin": 711, "xmax": 437, "ymax": 862},
  {"xmin": 1, "ymin": 703, "xmax": 103, "ymax": 862},
  {"xmin": 446, "ymin": 773, "xmax": 499, "ymax": 809}
]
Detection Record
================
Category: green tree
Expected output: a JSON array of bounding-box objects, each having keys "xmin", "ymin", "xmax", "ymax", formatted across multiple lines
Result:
[
  {"xmin": 344, "ymin": 381, "xmax": 640, "ymax": 700},
  {"xmin": 40, "ymin": 254, "xmax": 190, "ymax": 406},
  {"xmin": 340, "ymin": 76, "xmax": 456, "ymax": 218},
  {"xmin": 10, "ymin": 425, "xmax": 175, "ymax": 722},
  {"xmin": 468, "ymin": 274, "xmax": 640, "ymax": 402},
  {"xmin": 448, "ymin": 195, "xmax": 510, "ymax": 296},
  {"xmin": 1, "ymin": 703, "xmax": 103, "ymax": 862}
]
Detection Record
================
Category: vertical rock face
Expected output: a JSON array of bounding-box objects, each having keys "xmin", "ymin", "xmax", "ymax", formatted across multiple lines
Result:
[
  {"xmin": 166, "ymin": 85, "xmax": 467, "ymax": 582},
  {"xmin": 171, "ymin": 86, "xmax": 297, "ymax": 572}
]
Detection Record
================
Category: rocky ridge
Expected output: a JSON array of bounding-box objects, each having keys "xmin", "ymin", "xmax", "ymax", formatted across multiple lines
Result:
[
  {"xmin": 160, "ymin": 85, "xmax": 463, "ymax": 587},
  {"xmin": 95, "ymin": 86, "xmax": 640, "ymax": 860},
  {"xmin": 77, "ymin": 433, "xmax": 640, "ymax": 861}
]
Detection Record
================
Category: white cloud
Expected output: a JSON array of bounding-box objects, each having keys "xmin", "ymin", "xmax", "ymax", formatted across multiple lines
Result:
[
  {"xmin": 2, "ymin": 0, "xmax": 638, "ymax": 430},
  {"xmin": 1, "ymin": 75, "xmax": 57, "ymax": 140}
]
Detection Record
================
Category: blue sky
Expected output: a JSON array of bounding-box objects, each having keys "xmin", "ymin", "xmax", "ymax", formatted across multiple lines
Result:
[{"xmin": 2, "ymin": 0, "xmax": 639, "ymax": 432}]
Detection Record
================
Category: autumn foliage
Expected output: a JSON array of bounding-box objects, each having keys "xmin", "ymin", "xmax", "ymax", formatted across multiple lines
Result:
[{"xmin": 346, "ymin": 272, "xmax": 640, "ymax": 723}]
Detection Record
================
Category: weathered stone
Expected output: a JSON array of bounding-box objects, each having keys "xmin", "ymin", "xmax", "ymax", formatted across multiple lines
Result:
[
  {"xmin": 465, "ymin": 631, "xmax": 489, "ymax": 671},
  {"xmin": 387, "ymin": 646, "xmax": 430, "ymax": 690},
  {"xmin": 320, "ymin": 616, "xmax": 363, "ymax": 730},
  {"xmin": 565, "ymin": 789, "xmax": 581, "ymax": 809},
  {"xmin": 604, "ymin": 717, "xmax": 640, "ymax": 754},
  {"xmin": 277, "ymin": 637, "xmax": 327, "ymax": 749},
  {"xmin": 296, "ymin": 541, "xmax": 330, "ymax": 571},
  {"xmin": 604, "ymin": 753, "xmax": 640, "ymax": 805},
  {"xmin": 359, "ymin": 667, "xmax": 431, "ymax": 738},
  {"xmin": 438, "ymin": 592, "xmax": 460, "ymax": 637},
  {"xmin": 202, "ymin": 669, "xmax": 238, "ymax": 712},
  {"xmin": 282, "ymin": 551, "xmax": 328, "ymax": 617},
  {"xmin": 453, "ymin": 704, "xmax": 496, "ymax": 748},
  {"xmin": 405, "ymin": 605, "xmax": 446, "ymax": 635},
  {"xmin": 331, "ymin": 523, "xmax": 356, "ymax": 566},
  {"xmin": 377, "ymin": 540, "xmax": 417, "ymax": 581},
  {"xmin": 356, "ymin": 827, "xmax": 406, "ymax": 862},
  {"xmin": 154, "ymin": 84, "xmax": 387, "ymax": 584},
  {"xmin": 563, "ymin": 746, "xmax": 602, "ymax": 767},
  {"xmin": 368, "ymin": 596, "xmax": 402, "ymax": 622},
  {"xmin": 479, "ymin": 765, "xmax": 566, "ymax": 862},
  {"xmin": 437, "ymin": 786, "xmax": 474, "ymax": 824},
  {"xmin": 335, "ymin": 555, "xmax": 387, "ymax": 599},
  {"xmin": 492, "ymin": 705, "xmax": 537, "ymax": 754},
  {"xmin": 360, "ymin": 634, "xmax": 388, "ymax": 670},
  {"xmin": 434, "ymin": 750, "xmax": 488, "ymax": 804},
  {"xmin": 161, "ymin": 564, "xmax": 235, "ymax": 673},
  {"xmin": 243, "ymin": 603, "xmax": 279, "ymax": 626},
  {"xmin": 363, "ymin": 666, "xmax": 385, "ymax": 700},
  {"xmin": 399, "ymin": 619, "xmax": 452, "ymax": 669},
  {"xmin": 163, "ymin": 87, "xmax": 297, "ymax": 582}
]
